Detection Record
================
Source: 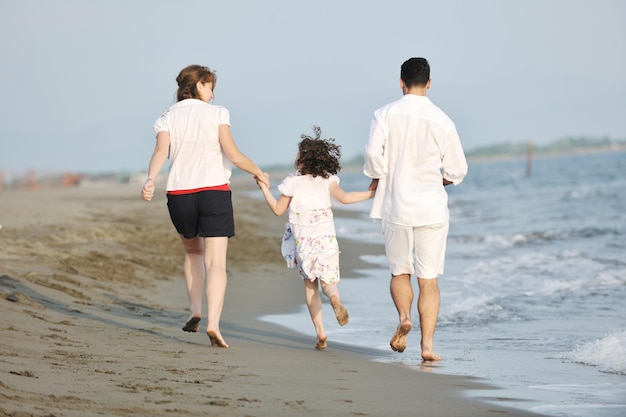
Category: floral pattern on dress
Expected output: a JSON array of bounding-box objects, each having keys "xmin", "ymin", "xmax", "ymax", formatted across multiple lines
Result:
[
  {"xmin": 281, "ymin": 223, "xmax": 297, "ymax": 268},
  {"xmin": 297, "ymin": 247, "xmax": 340, "ymax": 284},
  {"xmin": 283, "ymin": 207, "xmax": 341, "ymax": 284}
]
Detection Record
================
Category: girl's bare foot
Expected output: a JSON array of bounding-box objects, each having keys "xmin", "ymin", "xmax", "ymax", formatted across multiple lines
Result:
[
  {"xmin": 182, "ymin": 316, "xmax": 201, "ymax": 332},
  {"xmin": 206, "ymin": 329, "xmax": 229, "ymax": 348},
  {"xmin": 390, "ymin": 321, "xmax": 412, "ymax": 353},
  {"xmin": 315, "ymin": 335, "xmax": 328, "ymax": 350},
  {"xmin": 329, "ymin": 295, "xmax": 349, "ymax": 326}
]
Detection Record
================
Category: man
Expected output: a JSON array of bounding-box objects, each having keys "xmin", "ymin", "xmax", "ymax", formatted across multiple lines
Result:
[{"xmin": 364, "ymin": 57, "xmax": 467, "ymax": 361}]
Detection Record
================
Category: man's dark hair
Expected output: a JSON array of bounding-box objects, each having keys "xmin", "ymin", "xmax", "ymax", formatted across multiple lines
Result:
[{"xmin": 400, "ymin": 57, "xmax": 430, "ymax": 88}]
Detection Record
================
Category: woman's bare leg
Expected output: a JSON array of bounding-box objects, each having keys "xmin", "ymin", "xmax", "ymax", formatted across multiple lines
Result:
[
  {"xmin": 321, "ymin": 282, "xmax": 349, "ymax": 326},
  {"xmin": 180, "ymin": 236, "xmax": 205, "ymax": 332},
  {"xmin": 304, "ymin": 279, "xmax": 327, "ymax": 349},
  {"xmin": 204, "ymin": 236, "xmax": 229, "ymax": 348}
]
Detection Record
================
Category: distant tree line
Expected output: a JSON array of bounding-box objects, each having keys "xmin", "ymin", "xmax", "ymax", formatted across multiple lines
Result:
[{"xmin": 465, "ymin": 136, "xmax": 626, "ymax": 159}]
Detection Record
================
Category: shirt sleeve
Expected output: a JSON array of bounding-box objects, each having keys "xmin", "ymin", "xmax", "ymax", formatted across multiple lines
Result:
[
  {"xmin": 277, "ymin": 174, "xmax": 297, "ymax": 196},
  {"xmin": 441, "ymin": 123, "xmax": 468, "ymax": 185},
  {"xmin": 363, "ymin": 109, "xmax": 388, "ymax": 179},
  {"xmin": 328, "ymin": 175, "xmax": 341, "ymax": 207},
  {"xmin": 153, "ymin": 112, "xmax": 169, "ymax": 134},
  {"xmin": 217, "ymin": 106, "xmax": 231, "ymax": 126}
]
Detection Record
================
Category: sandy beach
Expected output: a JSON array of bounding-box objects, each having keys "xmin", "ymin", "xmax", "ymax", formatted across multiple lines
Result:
[{"xmin": 0, "ymin": 179, "xmax": 545, "ymax": 417}]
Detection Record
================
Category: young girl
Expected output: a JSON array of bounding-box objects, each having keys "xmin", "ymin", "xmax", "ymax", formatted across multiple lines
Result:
[{"xmin": 257, "ymin": 127, "xmax": 375, "ymax": 349}]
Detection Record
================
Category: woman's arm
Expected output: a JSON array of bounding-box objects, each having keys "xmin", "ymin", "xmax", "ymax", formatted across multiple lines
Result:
[
  {"xmin": 329, "ymin": 181, "xmax": 375, "ymax": 204},
  {"xmin": 219, "ymin": 124, "xmax": 267, "ymax": 185},
  {"xmin": 142, "ymin": 131, "xmax": 170, "ymax": 201}
]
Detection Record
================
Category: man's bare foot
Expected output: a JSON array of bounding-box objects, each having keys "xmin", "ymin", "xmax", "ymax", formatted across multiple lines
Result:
[
  {"xmin": 207, "ymin": 330, "xmax": 229, "ymax": 348},
  {"xmin": 389, "ymin": 322, "xmax": 412, "ymax": 353},
  {"xmin": 315, "ymin": 335, "xmax": 328, "ymax": 350},
  {"xmin": 182, "ymin": 316, "xmax": 201, "ymax": 332},
  {"xmin": 329, "ymin": 295, "xmax": 349, "ymax": 326},
  {"xmin": 421, "ymin": 350, "xmax": 442, "ymax": 362}
]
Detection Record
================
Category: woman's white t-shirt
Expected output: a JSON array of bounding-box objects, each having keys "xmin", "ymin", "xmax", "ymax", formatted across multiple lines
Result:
[{"xmin": 154, "ymin": 99, "xmax": 232, "ymax": 191}]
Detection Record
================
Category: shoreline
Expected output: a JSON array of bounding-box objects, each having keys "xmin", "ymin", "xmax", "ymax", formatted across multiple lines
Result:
[
  {"xmin": 0, "ymin": 183, "xmax": 546, "ymax": 416},
  {"xmin": 3, "ymin": 147, "xmax": 626, "ymax": 193}
]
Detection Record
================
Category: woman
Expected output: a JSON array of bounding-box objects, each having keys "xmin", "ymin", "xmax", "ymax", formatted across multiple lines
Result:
[{"xmin": 142, "ymin": 64, "xmax": 268, "ymax": 348}]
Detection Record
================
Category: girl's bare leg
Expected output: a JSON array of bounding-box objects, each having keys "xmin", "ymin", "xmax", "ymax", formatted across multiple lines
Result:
[
  {"xmin": 204, "ymin": 236, "xmax": 229, "ymax": 348},
  {"xmin": 321, "ymin": 282, "xmax": 349, "ymax": 326},
  {"xmin": 180, "ymin": 236, "xmax": 205, "ymax": 332},
  {"xmin": 304, "ymin": 278, "xmax": 327, "ymax": 349}
]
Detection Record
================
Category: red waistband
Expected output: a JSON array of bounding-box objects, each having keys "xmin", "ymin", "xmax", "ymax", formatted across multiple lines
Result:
[{"xmin": 167, "ymin": 184, "xmax": 230, "ymax": 195}]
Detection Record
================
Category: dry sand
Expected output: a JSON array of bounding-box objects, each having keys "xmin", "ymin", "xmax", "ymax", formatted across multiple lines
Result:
[{"xmin": 0, "ymin": 180, "xmax": 544, "ymax": 417}]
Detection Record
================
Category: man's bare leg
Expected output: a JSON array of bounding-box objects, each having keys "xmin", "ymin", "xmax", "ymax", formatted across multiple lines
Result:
[
  {"xmin": 389, "ymin": 274, "xmax": 413, "ymax": 352},
  {"xmin": 417, "ymin": 277, "xmax": 441, "ymax": 361},
  {"xmin": 304, "ymin": 279, "xmax": 327, "ymax": 349}
]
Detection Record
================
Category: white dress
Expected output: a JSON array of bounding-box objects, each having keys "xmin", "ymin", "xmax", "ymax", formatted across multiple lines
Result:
[{"xmin": 278, "ymin": 173, "xmax": 340, "ymax": 284}]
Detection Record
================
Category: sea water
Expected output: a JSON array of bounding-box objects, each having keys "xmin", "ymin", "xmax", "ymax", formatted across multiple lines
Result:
[{"xmin": 257, "ymin": 151, "xmax": 626, "ymax": 417}]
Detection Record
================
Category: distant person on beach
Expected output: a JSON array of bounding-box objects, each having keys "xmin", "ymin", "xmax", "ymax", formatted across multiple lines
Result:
[
  {"xmin": 256, "ymin": 127, "xmax": 374, "ymax": 349},
  {"xmin": 141, "ymin": 64, "xmax": 268, "ymax": 348},
  {"xmin": 363, "ymin": 57, "xmax": 468, "ymax": 361}
]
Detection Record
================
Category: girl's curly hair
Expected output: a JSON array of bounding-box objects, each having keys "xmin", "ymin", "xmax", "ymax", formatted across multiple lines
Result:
[{"xmin": 296, "ymin": 126, "xmax": 341, "ymax": 178}]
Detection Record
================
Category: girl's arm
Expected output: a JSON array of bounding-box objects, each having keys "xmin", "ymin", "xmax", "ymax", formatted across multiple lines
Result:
[
  {"xmin": 329, "ymin": 181, "xmax": 375, "ymax": 204},
  {"xmin": 258, "ymin": 182, "xmax": 291, "ymax": 216},
  {"xmin": 142, "ymin": 131, "xmax": 170, "ymax": 201}
]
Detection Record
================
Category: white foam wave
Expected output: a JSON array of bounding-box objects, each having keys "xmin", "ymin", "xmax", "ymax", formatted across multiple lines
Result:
[
  {"xmin": 452, "ymin": 227, "xmax": 622, "ymax": 249},
  {"xmin": 359, "ymin": 254, "xmax": 388, "ymax": 267},
  {"xmin": 562, "ymin": 186, "xmax": 605, "ymax": 200},
  {"xmin": 525, "ymin": 277, "xmax": 589, "ymax": 297},
  {"xmin": 559, "ymin": 331, "xmax": 626, "ymax": 375},
  {"xmin": 440, "ymin": 294, "xmax": 506, "ymax": 324}
]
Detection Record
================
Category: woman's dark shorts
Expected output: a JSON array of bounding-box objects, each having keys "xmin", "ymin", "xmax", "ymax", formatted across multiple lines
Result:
[{"xmin": 167, "ymin": 190, "xmax": 235, "ymax": 239}]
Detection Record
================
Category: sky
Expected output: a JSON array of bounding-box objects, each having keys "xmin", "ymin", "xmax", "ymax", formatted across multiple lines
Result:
[{"xmin": 1, "ymin": 0, "xmax": 625, "ymax": 174}]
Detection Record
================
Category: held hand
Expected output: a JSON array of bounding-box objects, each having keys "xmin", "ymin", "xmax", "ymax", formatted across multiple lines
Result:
[
  {"xmin": 142, "ymin": 180, "xmax": 155, "ymax": 201},
  {"xmin": 254, "ymin": 172, "xmax": 270, "ymax": 189},
  {"xmin": 368, "ymin": 179, "xmax": 379, "ymax": 191}
]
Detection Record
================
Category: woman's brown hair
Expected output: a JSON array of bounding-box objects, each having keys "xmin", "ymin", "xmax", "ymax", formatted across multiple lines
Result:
[{"xmin": 175, "ymin": 65, "xmax": 217, "ymax": 102}]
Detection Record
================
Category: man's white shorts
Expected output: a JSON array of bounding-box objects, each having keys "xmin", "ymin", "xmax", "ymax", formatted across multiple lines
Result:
[{"xmin": 381, "ymin": 220, "xmax": 449, "ymax": 278}]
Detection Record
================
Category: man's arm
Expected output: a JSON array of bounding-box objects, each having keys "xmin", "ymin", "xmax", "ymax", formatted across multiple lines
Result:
[
  {"xmin": 441, "ymin": 125, "xmax": 468, "ymax": 186},
  {"xmin": 363, "ymin": 111, "xmax": 388, "ymax": 179}
]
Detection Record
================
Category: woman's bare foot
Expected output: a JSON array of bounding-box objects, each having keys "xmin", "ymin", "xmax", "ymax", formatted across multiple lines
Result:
[
  {"xmin": 329, "ymin": 295, "xmax": 349, "ymax": 326},
  {"xmin": 315, "ymin": 335, "xmax": 328, "ymax": 350},
  {"xmin": 389, "ymin": 321, "xmax": 412, "ymax": 353},
  {"xmin": 182, "ymin": 316, "xmax": 201, "ymax": 332},
  {"xmin": 206, "ymin": 329, "xmax": 229, "ymax": 348}
]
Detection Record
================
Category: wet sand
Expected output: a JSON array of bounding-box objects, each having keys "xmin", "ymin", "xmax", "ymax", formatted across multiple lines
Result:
[{"xmin": 0, "ymin": 180, "xmax": 545, "ymax": 417}]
